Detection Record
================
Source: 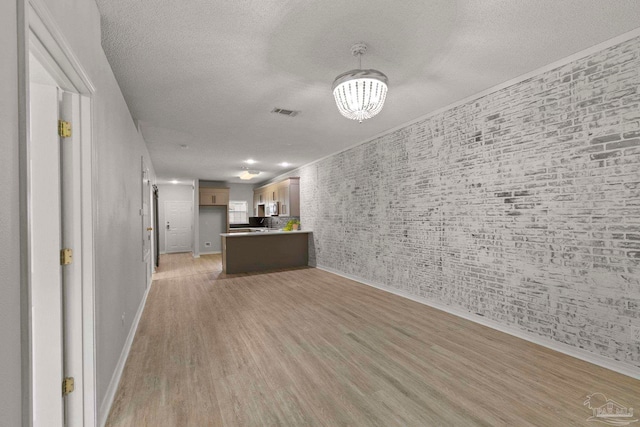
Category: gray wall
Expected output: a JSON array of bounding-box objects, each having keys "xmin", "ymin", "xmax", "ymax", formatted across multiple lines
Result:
[
  {"xmin": 199, "ymin": 207, "xmax": 227, "ymax": 253},
  {"xmin": 2, "ymin": 0, "xmax": 156, "ymax": 420},
  {"xmin": 158, "ymin": 184, "xmax": 194, "ymax": 253},
  {"xmin": 0, "ymin": 0, "xmax": 22, "ymax": 423},
  {"xmin": 28, "ymin": 0, "xmax": 157, "ymax": 418},
  {"xmin": 228, "ymin": 182, "xmax": 255, "ymax": 215},
  {"xmin": 298, "ymin": 36, "xmax": 640, "ymax": 370}
]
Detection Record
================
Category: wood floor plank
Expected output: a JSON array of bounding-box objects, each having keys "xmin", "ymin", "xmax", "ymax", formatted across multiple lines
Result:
[{"xmin": 105, "ymin": 253, "xmax": 640, "ymax": 426}]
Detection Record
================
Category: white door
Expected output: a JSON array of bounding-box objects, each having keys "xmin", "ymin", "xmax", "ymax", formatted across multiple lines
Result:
[
  {"xmin": 30, "ymin": 82, "xmax": 65, "ymax": 427},
  {"xmin": 165, "ymin": 201, "xmax": 192, "ymax": 253},
  {"xmin": 60, "ymin": 90, "xmax": 84, "ymax": 427},
  {"xmin": 30, "ymin": 56, "xmax": 85, "ymax": 427}
]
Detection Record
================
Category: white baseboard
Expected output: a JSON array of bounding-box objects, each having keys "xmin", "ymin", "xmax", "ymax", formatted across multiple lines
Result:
[
  {"xmin": 316, "ymin": 265, "xmax": 640, "ymax": 380},
  {"xmin": 98, "ymin": 283, "xmax": 153, "ymax": 427},
  {"xmin": 199, "ymin": 250, "xmax": 221, "ymax": 255}
]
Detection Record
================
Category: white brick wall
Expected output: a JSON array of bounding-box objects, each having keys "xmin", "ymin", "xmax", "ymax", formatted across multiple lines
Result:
[{"xmin": 300, "ymin": 36, "xmax": 640, "ymax": 368}]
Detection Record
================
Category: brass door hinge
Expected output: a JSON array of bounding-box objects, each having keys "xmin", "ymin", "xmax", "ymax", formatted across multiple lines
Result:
[
  {"xmin": 60, "ymin": 248, "xmax": 73, "ymax": 265},
  {"xmin": 58, "ymin": 120, "xmax": 71, "ymax": 138},
  {"xmin": 62, "ymin": 377, "xmax": 74, "ymax": 395}
]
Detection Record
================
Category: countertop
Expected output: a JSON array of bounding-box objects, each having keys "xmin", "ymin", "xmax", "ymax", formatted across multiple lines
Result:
[{"xmin": 220, "ymin": 229, "xmax": 312, "ymax": 237}]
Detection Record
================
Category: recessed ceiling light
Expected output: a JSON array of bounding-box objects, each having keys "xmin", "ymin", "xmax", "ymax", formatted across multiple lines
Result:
[
  {"xmin": 279, "ymin": 162, "xmax": 291, "ymax": 167},
  {"xmin": 245, "ymin": 159, "xmax": 257, "ymax": 164}
]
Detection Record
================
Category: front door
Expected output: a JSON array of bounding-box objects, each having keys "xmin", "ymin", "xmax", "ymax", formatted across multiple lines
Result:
[{"xmin": 165, "ymin": 201, "xmax": 192, "ymax": 253}]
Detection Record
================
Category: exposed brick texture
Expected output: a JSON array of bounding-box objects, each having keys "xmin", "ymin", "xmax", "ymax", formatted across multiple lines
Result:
[{"xmin": 299, "ymin": 37, "xmax": 640, "ymax": 368}]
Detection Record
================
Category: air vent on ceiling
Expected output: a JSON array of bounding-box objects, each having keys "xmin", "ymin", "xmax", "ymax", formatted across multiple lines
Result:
[{"xmin": 271, "ymin": 107, "xmax": 299, "ymax": 117}]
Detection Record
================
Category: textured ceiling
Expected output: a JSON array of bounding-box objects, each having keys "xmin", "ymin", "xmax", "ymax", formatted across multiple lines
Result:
[{"xmin": 95, "ymin": 0, "xmax": 640, "ymax": 184}]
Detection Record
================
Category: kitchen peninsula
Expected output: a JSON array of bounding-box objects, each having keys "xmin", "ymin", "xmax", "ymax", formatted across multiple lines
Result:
[{"xmin": 221, "ymin": 230, "xmax": 312, "ymax": 274}]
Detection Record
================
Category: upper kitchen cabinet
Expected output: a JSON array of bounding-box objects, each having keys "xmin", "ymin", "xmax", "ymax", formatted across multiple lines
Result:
[
  {"xmin": 278, "ymin": 178, "xmax": 300, "ymax": 216},
  {"xmin": 254, "ymin": 189, "xmax": 267, "ymax": 216},
  {"xmin": 254, "ymin": 177, "xmax": 299, "ymax": 217},
  {"xmin": 200, "ymin": 187, "xmax": 229, "ymax": 206},
  {"xmin": 277, "ymin": 182, "xmax": 290, "ymax": 216},
  {"xmin": 284, "ymin": 177, "xmax": 300, "ymax": 216}
]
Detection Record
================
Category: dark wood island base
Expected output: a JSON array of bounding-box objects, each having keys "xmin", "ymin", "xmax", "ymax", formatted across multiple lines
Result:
[{"xmin": 221, "ymin": 230, "xmax": 311, "ymax": 274}]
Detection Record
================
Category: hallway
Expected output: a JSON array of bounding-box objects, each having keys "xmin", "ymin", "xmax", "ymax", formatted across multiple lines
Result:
[{"xmin": 106, "ymin": 255, "xmax": 640, "ymax": 426}]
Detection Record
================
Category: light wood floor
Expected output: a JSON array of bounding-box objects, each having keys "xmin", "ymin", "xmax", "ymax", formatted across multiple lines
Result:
[{"xmin": 105, "ymin": 253, "xmax": 640, "ymax": 426}]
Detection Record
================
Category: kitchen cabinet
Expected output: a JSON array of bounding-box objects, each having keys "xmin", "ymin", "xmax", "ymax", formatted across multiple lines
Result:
[
  {"xmin": 199, "ymin": 188, "xmax": 229, "ymax": 206},
  {"xmin": 254, "ymin": 190, "xmax": 267, "ymax": 216},
  {"xmin": 277, "ymin": 182, "xmax": 290, "ymax": 216},
  {"xmin": 284, "ymin": 177, "xmax": 300, "ymax": 216},
  {"xmin": 221, "ymin": 230, "xmax": 311, "ymax": 274},
  {"xmin": 254, "ymin": 177, "xmax": 299, "ymax": 217},
  {"xmin": 253, "ymin": 193, "xmax": 258, "ymax": 216}
]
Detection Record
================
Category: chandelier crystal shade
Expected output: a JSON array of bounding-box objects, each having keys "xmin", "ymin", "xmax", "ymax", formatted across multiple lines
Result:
[{"xmin": 332, "ymin": 43, "xmax": 388, "ymax": 123}]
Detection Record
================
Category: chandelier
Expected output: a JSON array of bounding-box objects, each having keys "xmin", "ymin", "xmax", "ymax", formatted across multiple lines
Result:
[
  {"xmin": 332, "ymin": 43, "xmax": 388, "ymax": 123},
  {"xmin": 239, "ymin": 170, "xmax": 260, "ymax": 180}
]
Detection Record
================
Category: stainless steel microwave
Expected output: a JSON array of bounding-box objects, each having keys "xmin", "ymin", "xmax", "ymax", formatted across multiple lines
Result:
[{"xmin": 268, "ymin": 201, "xmax": 279, "ymax": 216}]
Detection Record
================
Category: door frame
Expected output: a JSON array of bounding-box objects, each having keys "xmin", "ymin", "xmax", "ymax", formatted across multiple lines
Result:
[
  {"xmin": 19, "ymin": 0, "xmax": 97, "ymax": 425},
  {"xmin": 141, "ymin": 158, "xmax": 152, "ymax": 287},
  {"xmin": 153, "ymin": 185, "xmax": 160, "ymax": 268}
]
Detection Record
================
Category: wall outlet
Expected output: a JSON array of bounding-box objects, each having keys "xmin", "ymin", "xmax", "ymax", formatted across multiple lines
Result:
[{"xmin": 205, "ymin": 242, "xmax": 211, "ymax": 247}]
